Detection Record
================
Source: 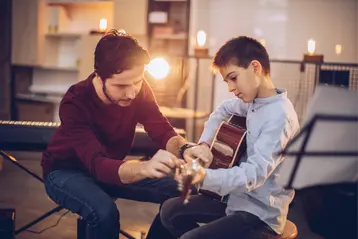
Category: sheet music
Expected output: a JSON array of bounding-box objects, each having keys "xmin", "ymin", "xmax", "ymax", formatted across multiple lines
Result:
[{"xmin": 278, "ymin": 85, "xmax": 358, "ymax": 189}]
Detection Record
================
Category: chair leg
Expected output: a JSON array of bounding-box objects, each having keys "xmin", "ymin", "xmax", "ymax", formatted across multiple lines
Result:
[
  {"xmin": 120, "ymin": 229, "xmax": 136, "ymax": 239},
  {"xmin": 15, "ymin": 206, "xmax": 63, "ymax": 234},
  {"xmin": 77, "ymin": 217, "xmax": 87, "ymax": 239},
  {"xmin": 77, "ymin": 217, "xmax": 136, "ymax": 239}
]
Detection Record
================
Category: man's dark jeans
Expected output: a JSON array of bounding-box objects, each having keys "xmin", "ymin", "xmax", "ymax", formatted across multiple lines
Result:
[
  {"xmin": 160, "ymin": 195, "xmax": 278, "ymax": 239},
  {"xmin": 43, "ymin": 169, "xmax": 193, "ymax": 239}
]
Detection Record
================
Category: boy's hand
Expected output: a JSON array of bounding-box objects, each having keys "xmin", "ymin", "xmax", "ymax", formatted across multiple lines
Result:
[
  {"xmin": 183, "ymin": 144, "xmax": 213, "ymax": 168},
  {"xmin": 176, "ymin": 159, "xmax": 207, "ymax": 186}
]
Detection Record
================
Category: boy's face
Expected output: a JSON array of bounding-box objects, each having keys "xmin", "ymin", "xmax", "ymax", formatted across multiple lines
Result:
[
  {"xmin": 219, "ymin": 61, "xmax": 262, "ymax": 103},
  {"xmin": 104, "ymin": 66, "xmax": 144, "ymax": 107}
]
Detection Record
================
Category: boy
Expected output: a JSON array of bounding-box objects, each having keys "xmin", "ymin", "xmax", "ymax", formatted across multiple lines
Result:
[{"xmin": 160, "ymin": 36, "xmax": 300, "ymax": 239}]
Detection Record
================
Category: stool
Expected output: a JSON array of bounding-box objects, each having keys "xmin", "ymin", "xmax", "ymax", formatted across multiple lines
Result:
[
  {"xmin": 77, "ymin": 216, "xmax": 136, "ymax": 239},
  {"xmin": 77, "ymin": 198, "xmax": 136, "ymax": 239},
  {"xmin": 273, "ymin": 220, "xmax": 298, "ymax": 239}
]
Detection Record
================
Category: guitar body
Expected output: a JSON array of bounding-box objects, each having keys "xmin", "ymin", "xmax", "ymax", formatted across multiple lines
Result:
[{"xmin": 199, "ymin": 115, "xmax": 247, "ymax": 201}]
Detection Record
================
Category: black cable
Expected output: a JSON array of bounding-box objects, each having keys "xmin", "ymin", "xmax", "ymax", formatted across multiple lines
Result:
[{"xmin": 25, "ymin": 209, "xmax": 70, "ymax": 234}]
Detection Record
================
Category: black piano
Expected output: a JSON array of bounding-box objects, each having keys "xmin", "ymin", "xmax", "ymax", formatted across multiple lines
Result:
[{"xmin": 0, "ymin": 120, "xmax": 186, "ymax": 156}]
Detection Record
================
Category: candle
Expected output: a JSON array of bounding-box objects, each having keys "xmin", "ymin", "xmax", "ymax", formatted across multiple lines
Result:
[
  {"xmin": 99, "ymin": 18, "xmax": 107, "ymax": 32},
  {"xmin": 335, "ymin": 44, "xmax": 342, "ymax": 55},
  {"xmin": 197, "ymin": 30, "xmax": 206, "ymax": 47},
  {"xmin": 303, "ymin": 39, "xmax": 324, "ymax": 63},
  {"xmin": 307, "ymin": 39, "xmax": 316, "ymax": 54},
  {"xmin": 194, "ymin": 30, "xmax": 209, "ymax": 57}
]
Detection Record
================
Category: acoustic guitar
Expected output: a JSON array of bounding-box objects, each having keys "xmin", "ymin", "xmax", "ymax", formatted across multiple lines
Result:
[{"xmin": 178, "ymin": 115, "xmax": 247, "ymax": 204}]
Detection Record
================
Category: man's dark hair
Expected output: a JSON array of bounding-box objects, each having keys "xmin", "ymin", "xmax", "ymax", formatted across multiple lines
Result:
[
  {"xmin": 94, "ymin": 29, "xmax": 150, "ymax": 80},
  {"xmin": 212, "ymin": 36, "xmax": 270, "ymax": 75}
]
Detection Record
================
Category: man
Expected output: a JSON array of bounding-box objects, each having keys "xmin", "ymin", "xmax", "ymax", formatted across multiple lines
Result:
[
  {"xmin": 160, "ymin": 36, "xmax": 300, "ymax": 239},
  {"xmin": 41, "ymin": 29, "xmax": 212, "ymax": 239}
]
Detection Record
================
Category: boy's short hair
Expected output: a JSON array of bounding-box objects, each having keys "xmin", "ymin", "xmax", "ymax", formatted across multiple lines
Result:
[
  {"xmin": 212, "ymin": 36, "xmax": 270, "ymax": 75},
  {"xmin": 94, "ymin": 29, "xmax": 150, "ymax": 80}
]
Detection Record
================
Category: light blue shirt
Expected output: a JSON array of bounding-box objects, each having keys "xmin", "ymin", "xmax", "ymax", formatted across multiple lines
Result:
[{"xmin": 199, "ymin": 89, "xmax": 300, "ymax": 234}]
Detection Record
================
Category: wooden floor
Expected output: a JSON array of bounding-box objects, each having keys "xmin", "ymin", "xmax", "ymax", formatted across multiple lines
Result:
[
  {"xmin": 0, "ymin": 151, "xmax": 324, "ymax": 239},
  {"xmin": 0, "ymin": 152, "xmax": 157, "ymax": 239}
]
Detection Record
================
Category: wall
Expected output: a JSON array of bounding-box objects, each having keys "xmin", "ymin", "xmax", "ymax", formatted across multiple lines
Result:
[
  {"xmin": 114, "ymin": 0, "xmax": 147, "ymax": 35},
  {"xmin": 205, "ymin": 0, "xmax": 357, "ymax": 63},
  {"xmin": 185, "ymin": 0, "xmax": 358, "ymax": 140},
  {"xmin": 114, "ymin": 0, "xmax": 148, "ymax": 48}
]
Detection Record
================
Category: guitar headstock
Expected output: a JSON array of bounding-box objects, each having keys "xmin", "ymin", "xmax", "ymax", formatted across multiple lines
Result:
[{"xmin": 177, "ymin": 159, "xmax": 200, "ymax": 204}]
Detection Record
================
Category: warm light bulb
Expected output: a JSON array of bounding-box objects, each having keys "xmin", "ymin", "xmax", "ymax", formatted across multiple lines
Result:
[
  {"xmin": 307, "ymin": 39, "xmax": 316, "ymax": 54},
  {"xmin": 197, "ymin": 30, "xmax": 206, "ymax": 47},
  {"xmin": 147, "ymin": 57, "xmax": 170, "ymax": 80},
  {"xmin": 99, "ymin": 18, "xmax": 108, "ymax": 32},
  {"xmin": 335, "ymin": 44, "xmax": 342, "ymax": 55}
]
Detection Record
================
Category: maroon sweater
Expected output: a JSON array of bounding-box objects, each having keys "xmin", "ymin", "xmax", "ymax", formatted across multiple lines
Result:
[{"xmin": 41, "ymin": 73, "xmax": 177, "ymax": 185}]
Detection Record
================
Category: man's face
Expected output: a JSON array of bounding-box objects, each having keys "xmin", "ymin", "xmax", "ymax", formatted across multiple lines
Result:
[
  {"xmin": 104, "ymin": 66, "xmax": 144, "ymax": 107},
  {"xmin": 219, "ymin": 61, "xmax": 261, "ymax": 103}
]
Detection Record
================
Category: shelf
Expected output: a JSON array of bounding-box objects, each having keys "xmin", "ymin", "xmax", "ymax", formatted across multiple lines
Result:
[
  {"xmin": 154, "ymin": 0, "xmax": 187, "ymax": 2},
  {"xmin": 47, "ymin": 0, "xmax": 113, "ymax": 13},
  {"xmin": 152, "ymin": 34, "xmax": 187, "ymax": 40},
  {"xmin": 45, "ymin": 32, "xmax": 83, "ymax": 39},
  {"xmin": 29, "ymin": 84, "xmax": 71, "ymax": 96},
  {"xmin": 47, "ymin": 0, "xmax": 112, "ymax": 5},
  {"xmin": 159, "ymin": 106, "xmax": 209, "ymax": 119},
  {"xmin": 16, "ymin": 93, "xmax": 63, "ymax": 104},
  {"xmin": 35, "ymin": 65, "xmax": 79, "ymax": 72}
]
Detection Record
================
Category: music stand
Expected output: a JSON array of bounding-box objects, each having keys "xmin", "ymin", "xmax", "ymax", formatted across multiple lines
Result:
[{"xmin": 277, "ymin": 85, "xmax": 358, "ymax": 190}]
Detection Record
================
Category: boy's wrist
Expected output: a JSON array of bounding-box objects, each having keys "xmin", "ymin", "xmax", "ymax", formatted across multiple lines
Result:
[{"xmin": 179, "ymin": 142, "xmax": 197, "ymax": 159}]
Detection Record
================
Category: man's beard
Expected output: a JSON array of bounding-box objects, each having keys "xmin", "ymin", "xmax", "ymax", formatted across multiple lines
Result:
[
  {"xmin": 102, "ymin": 83, "xmax": 131, "ymax": 106},
  {"xmin": 118, "ymin": 99, "xmax": 132, "ymax": 106}
]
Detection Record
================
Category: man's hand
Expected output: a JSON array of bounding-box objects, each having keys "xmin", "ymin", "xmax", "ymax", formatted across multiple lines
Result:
[
  {"xmin": 141, "ymin": 149, "xmax": 184, "ymax": 178},
  {"xmin": 183, "ymin": 143, "xmax": 213, "ymax": 168},
  {"xmin": 119, "ymin": 149, "xmax": 183, "ymax": 184}
]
